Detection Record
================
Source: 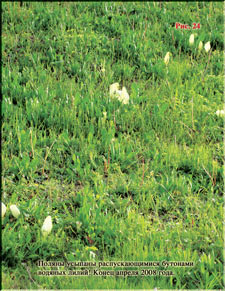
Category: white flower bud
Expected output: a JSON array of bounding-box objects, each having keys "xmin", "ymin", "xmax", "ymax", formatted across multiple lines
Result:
[
  {"xmin": 109, "ymin": 83, "xmax": 129, "ymax": 104},
  {"xmin": 109, "ymin": 83, "xmax": 120, "ymax": 97},
  {"xmin": 215, "ymin": 109, "xmax": 225, "ymax": 117},
  {"xmin": 204, "ymin": 41, "xmax": 211, "ymax": 53},
  {"xmin": 41, "ymin": 216, "xmax": 53, "ymax": 237},
  {"xmin": 120, "ymin": 87, "xmax": 129, "ymax": 104},
  {"xmin": 164, "ymin": 52, "xmax": 170, "ymax": 65},
  {"xmin": 1, "ymin": 202, "xmax": 6, "ymax": 218},
  {"xmin": 10, "ymin": 205, "xmax": 20, "ymax": 218},
  {"xmin": 189, "ymin": 34, "xmax": 195, "ymax": 46},
  {"xmin": 198, "ymin": 41, "xmax": 203, "ymax": 50}
]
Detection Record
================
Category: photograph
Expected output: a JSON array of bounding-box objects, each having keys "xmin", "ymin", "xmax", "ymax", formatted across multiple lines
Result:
[{"xmin": 2, "ymin": 2, "xmax": 224, "ymax": 290}]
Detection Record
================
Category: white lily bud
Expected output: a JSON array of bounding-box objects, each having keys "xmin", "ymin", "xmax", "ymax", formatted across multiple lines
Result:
[
  {"xmin": 204, "ymin": 41, "xmax": 211, "ymax": 53},
  {"xmin": 10, "ymin": 205, "xmax": 20, "ymax": 218},
  {"xmin": 189, "ymin": 34, "xmax": 195, "ymax": 46},
  {"xmin": 109, "ymin": 83, "xmax": 130, "ymax": 105},
  {"xmin": 41, "ymin": 216, "xmax": 53, "ymax": 237},
  {"xmin": 121, "ymin": 87, "xmax": 129, "ymax": 104},
  {"xmin": 198, "ymin": 41, "xmax": 203, "ymax": 51},
  {"xmin": 1, "ymin": 202, "xmax": 6, "ymax": 218},
  {"xmin": 164, "ymin": 52, "xmax": 170, "ymax": 65},
  {"xmin": 215, "ymin": 109, "xmax": 225, "ymax": 117},
  {"xmin": 109, "ymin": 83, "xmax": 120, "ymax": 97}
]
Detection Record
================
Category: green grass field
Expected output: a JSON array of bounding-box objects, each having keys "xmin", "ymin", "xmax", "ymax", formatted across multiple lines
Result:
[{"xmin": 2, "ymin": 2, "xmax": 224, "ymax": 289}]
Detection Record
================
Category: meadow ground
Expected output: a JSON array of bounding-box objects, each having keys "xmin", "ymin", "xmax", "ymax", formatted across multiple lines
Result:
[{"xmin": 2, "ymin": 2, "xmax": 224, "ymax": 289}]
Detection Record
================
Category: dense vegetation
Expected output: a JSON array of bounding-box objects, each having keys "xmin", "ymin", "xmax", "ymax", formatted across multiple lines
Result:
[{"xmin": 2, "ymin": 2, "xmax": 224, "ymax": 289}]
